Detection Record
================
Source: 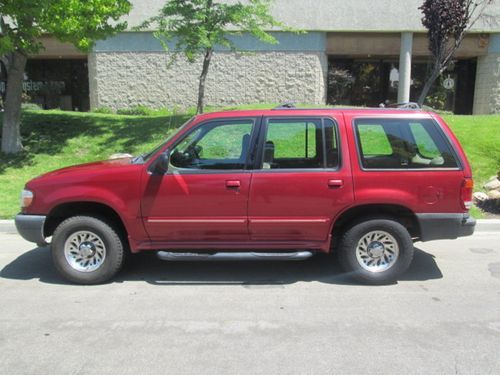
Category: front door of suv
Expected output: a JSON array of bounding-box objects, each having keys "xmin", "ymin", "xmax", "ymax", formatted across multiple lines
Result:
[
  {"xmin": 141, "ymin": 118, "xmax": 258, "ymax": 242},
  {"xmin": 247, "ymin": 116, "xmax": 354, "ymax": 248}
]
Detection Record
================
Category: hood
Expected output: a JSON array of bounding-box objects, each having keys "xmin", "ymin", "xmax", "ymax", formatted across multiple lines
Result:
[{"xmin": 33, "ymin": 157, "xmax": 134, "ymax": 180}]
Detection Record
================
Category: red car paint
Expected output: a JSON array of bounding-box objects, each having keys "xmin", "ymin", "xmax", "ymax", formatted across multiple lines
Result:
[{"xmin": 22, "ymin": 108, "xmax": 473, "ymax": 253}]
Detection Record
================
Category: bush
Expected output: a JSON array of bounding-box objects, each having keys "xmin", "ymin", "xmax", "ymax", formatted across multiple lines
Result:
[
  {"xmin": 21, "ymin": 103, "xmax": 43, "ymax": 111},
  {"xmin": 115, "ymin": 105, "xmax": 175, "ymax": 116},
  {"xmin": 116, "ymin": 105, "xmax": 155, "ymax": 116},
  {"xmin": 93, "ymin": 107, "xmax": 114, "ymax": 114}
]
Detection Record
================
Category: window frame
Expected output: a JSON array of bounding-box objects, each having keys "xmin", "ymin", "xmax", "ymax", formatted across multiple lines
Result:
[
  {"xmin": 253, "ymin": 116, "xmax": 342, "ymax": 172},
  {"xmin": 352, "ymin": 116, "xmax": 463, "ymax": 172},
  {"xmin": 165, "ymin": 116, "xmax": 260, "ymax": 174}
]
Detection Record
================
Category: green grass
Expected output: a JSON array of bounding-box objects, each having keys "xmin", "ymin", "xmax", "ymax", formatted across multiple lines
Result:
[
  {"xmin": 0, "ymin": 108, "xmax": 499, "ymax": 219},
  {"xmin": 442, "ymin": 115, "xmax": 500, "ymax": 188}
]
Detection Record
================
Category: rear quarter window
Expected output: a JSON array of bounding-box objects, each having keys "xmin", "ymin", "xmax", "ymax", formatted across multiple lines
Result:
[
  {"xmin": 354, "ymin": 118, "xmax": 459, "ymax": 170},
  {"xmin": 357, "ymin": 124, "xmax": 393, "ymax": 156}
]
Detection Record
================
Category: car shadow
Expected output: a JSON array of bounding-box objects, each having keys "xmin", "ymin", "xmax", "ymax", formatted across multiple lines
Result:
[{"xmin": 0, "ymin": 246, "xmax": 442, "ymax": 286}]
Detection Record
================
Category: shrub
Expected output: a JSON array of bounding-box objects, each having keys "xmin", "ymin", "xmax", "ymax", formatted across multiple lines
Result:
[
  {"xmin": 21, "ymin": 103, "xmax": 43, "ymax": 111},
  {"xmin": 116, "ymin": 105, "xmax": 154, "ymax": 116},
  {"xmin": 93, "ymin": 107, "xmax": 114, "ymax": 114}
]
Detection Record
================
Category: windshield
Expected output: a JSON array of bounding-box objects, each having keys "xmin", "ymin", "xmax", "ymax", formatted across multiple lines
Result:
[{"xmin": 131, "ymin": 116, "xmax": 196, "ymax": 164}]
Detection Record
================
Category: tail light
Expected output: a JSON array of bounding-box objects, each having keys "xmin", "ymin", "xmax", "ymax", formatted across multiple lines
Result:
[{"xmin": 461, "ymin": 178, "xmax": 473, "ymax": 210}]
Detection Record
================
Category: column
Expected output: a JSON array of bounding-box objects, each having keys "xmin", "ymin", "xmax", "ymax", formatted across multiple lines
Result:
[
  {"xmin": 398, "ymin": 32, "xmax": 413, "ymax": 104},
  {"xmin": 473, "ymin": 34, "xmax": 500, "ymax": 114}
]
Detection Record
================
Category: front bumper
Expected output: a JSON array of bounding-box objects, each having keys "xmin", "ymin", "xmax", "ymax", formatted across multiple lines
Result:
[
  {"xmin": 15, "ymin": 214, "xmax": 48, "ymax": 246},
  {"xmin": 416, "ymin": 213, "xmax": 476, "ymax": 242}
]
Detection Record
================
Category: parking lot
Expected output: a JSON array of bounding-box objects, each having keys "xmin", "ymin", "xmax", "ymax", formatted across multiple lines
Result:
[{"xmin": 1, "ymin": 229, "xmax": 499, "ymax": 374}]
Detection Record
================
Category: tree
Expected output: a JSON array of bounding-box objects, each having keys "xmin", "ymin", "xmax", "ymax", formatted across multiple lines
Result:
[
  {"xmin": 417, "ymin": 0, "xmax": 495, "ymax": 106},
  {"xmin": 139, "ymin": 0, "xmax": 286, "ymax": 114},
  {"xmin": 0, "ymin": 0, "xmax": 132, "ymax": 154}
]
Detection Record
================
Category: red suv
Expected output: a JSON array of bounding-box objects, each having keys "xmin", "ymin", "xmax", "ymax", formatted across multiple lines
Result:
[{"xmin": 15, "ymin": 107, "xmax": 475, "ymax": 284}]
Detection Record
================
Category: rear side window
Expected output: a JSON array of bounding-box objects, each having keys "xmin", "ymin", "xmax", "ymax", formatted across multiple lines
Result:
[
  {"xmin": 355, "ymin": 118, "xmax": 459, "ymax": 169},
  {"xmin": 262, "ymin": 118, "xmax": 340, "ymax": 169}
]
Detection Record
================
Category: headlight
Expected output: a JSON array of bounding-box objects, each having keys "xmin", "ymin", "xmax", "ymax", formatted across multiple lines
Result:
[{"xmin": 20, "ymin": 189, "xmax": 34, "ymax": 208}]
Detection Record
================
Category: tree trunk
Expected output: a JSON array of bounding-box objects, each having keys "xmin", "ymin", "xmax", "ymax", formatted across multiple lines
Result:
[
  {"xmin": 417, "ymin": 63, "xmax": 441, "ymax": 107},
  {"xmin": 197, "ymin": 48, "xmax": 213, "ymax": 114},
  {"xmin": 1, "ymin": 51, "xmax": 27, "ymax": 154}
]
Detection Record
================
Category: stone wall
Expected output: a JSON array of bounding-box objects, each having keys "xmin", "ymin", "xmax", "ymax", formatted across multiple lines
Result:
[{"xmin": 88, "ymin": 51, "xmax": 327, "ymax": 110}]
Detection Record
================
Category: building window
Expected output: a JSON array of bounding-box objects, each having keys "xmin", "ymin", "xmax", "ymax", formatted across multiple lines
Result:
[
  {"xmin": 0, "ymin": 59, "xmax": 90, "ymax": 112},
  {"xmin": 327, "ymin": 58, "xmax": 477, "ymax": 114}
]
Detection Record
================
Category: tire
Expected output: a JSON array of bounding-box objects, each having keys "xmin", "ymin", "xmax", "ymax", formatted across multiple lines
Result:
[
  {"xmin": 51, "ymin": 216, "xmax": 125, "ymax": 285},
  {"xmin": 337, "ymin": 218, "xmax": 414, "ymax": 285}
]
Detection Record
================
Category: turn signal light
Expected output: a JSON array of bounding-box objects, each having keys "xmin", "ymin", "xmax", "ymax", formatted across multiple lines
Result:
[
  {"xmin": 461, "ymin": 179, "xmax": 473, "ymax": 210},
  {"xmin": 20, "ymin": 189, "xmax": 34, "ymax": 208}
]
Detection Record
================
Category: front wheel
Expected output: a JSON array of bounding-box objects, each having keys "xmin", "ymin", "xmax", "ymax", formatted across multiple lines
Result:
[
  {"xmin": 51, "ymin": 216, "xmax": 125, "ymax": 284},
  {"xmin": 338, "ymin": 219, "xmax": 414, "ymax": 285}
]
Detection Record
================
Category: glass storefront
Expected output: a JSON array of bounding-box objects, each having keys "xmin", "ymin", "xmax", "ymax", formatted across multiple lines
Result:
[
  {"xmin": 0, "ymin": 59, "xmax": 89, "ymax": 111},
  {"xmin": 327, "ymin": 57, "xmax": 477, "ymax": 114}
]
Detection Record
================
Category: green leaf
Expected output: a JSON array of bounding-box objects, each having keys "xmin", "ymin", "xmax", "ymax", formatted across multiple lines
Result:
[{"xmin": 0, "ymin": 0, "xmax": 132, "ymax": 54}]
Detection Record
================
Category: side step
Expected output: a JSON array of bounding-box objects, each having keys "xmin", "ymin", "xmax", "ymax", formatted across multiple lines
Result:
[{"xmin": 157, "ymin": 251, "xmax": 314, "ymax": 262}]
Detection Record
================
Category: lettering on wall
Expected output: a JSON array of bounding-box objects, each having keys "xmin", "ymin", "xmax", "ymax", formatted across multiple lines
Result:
[{"xmin": 0, "ymin": 80, "xmax": 66, "ymax": 94}]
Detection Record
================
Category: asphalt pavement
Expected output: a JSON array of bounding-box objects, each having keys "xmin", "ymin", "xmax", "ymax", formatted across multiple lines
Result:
[{"xmin": 0, "ymin": 229, "xmax": 499, "ymax": 374}]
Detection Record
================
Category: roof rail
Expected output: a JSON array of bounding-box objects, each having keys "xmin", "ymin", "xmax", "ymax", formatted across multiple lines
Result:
[
  {"xmin": 379, "ymin": 102, "xmax": 420, "ymax": 110},
  {"xmin": 273, "ymin": 102, "xmax": 296, "ymax": 109}
]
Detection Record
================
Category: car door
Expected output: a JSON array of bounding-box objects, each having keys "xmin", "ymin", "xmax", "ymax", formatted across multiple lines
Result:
[
  {"xmin": 350, "ymin": 115, "xmax": 466, "ymax": 213},
  {"xmin": 247, "ymin": 115, "xmax": 354, "ymax": 245},
  {"xmin": 141, "ymin": 117, "xmax": 258, "ymax": 242}
]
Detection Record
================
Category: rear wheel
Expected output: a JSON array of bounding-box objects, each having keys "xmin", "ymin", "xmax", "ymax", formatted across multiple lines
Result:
[
  {"xmin": 51, "ymin": 216, "xmax": 125, "ymax": 284},
  {"xmin": 338, "ymin": 218, "xmax": 414, "ymax": 284}
]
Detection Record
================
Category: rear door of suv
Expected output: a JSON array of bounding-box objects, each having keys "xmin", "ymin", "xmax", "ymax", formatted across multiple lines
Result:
[
  {"xmin": 346, "ymin": 112, "xmax": 467, "ymax": 214},
  {"xmin": 247, "ymin": 113, "xmax": 354, "ymax": 249}
]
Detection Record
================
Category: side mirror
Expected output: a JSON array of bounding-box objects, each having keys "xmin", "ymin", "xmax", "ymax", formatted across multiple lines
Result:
[{"xmin": 151, "ymin": 151, "xmax": 169, "ymax": 175}]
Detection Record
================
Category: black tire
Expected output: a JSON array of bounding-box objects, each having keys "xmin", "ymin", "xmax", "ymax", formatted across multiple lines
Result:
[
  {"xmin": 338, "ymin": 218, "xmax": 414, "ymax": 285},
  {"xmin": 51, "ymin": 216, "xmax": 125, "ymax": 285}
]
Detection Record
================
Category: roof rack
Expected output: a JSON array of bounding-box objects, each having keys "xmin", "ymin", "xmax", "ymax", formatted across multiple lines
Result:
[
  {"xmin": 379, "ymin": 102, "xmax": 420, "ymax": 110},
  {"xmin": 273, "ymin": 102, "xmax": 296, "ymax": 109}
]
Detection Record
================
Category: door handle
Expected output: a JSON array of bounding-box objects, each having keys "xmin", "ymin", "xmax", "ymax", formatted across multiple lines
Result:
[
  {"xmin": 226, "ymin": 180, "xmax": 241, "ymax": 188},
  {"xmin": 328, "ymin": 179, "xmax": 344, "ymax": 188}
]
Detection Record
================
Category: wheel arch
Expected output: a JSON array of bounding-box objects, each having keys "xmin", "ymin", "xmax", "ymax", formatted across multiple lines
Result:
[
  {"xmin": 331, "ymin": 204, "xmax": 420, "ymax": 247},
  {"xmin": 44, "ymin": 201, "xmax": 129, "ymax": 247}
]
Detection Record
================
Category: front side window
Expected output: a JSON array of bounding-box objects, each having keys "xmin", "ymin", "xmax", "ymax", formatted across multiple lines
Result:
[
  {"xmin": 355, "ymin": 118, "xmax": 459, "ymax": 169},
  {"xmin": 169, "ymin": 119, "xmax": 254, "ymax": 170},
  {"xmin": 261, "ymin": 118, "xmax": 340, "ymax": 170}
]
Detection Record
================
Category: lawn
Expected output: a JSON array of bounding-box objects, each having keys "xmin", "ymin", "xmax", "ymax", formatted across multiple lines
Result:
[{"xmin": 0, "ymin": 108, "xmax": 499, "ymax": 219}]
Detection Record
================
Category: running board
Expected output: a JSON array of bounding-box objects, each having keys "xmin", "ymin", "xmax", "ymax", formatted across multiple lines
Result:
[{"xmin": 157, "ymin": 251, "xmax": 314, "ymax": 262}]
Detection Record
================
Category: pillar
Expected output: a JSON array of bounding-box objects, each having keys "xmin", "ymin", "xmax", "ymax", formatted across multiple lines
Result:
[{"xmin": 398, "ymin": 32, "xmax": 413, "ymax": 104}]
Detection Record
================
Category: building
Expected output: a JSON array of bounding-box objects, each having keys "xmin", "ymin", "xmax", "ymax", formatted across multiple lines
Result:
[{"xmin": 14, "ymin": 0, "xmax": 500, "ymax": 114}]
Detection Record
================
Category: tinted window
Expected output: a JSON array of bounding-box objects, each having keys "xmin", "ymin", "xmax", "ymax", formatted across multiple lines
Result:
[
  {"xmin": 355, "ymin": 118, "xmax": 458, "ymax": 169},
  {"xmin": 170, "ymin": 120, "xmax": 254, "ymax": 170},
  {"xmin": 262, "ymin": 118, "xmax": 340, "ymax": 169},
  {"xmin": 358, "ymin": 124, "xmax": 392, "ymax": 156}
]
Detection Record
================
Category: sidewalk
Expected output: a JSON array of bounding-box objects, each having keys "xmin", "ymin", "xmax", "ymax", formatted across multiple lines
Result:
[{"xmin": 1, "ymin": 219, "xmax": 499, "ymax": 234}]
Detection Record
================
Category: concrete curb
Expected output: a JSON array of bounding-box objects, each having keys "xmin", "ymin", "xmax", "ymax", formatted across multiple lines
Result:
[
  {"xmin": 1, "ymin": 219, "xmax": 499, "ymax": 234},
  {"xmin": 474, "ymin": 219, "xmax": 500, "ymax": 232},
  {"xmin": 0, "ymin": 220, "xmax": 16, "ymax": 233}
]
